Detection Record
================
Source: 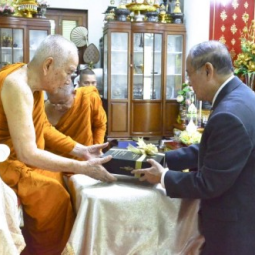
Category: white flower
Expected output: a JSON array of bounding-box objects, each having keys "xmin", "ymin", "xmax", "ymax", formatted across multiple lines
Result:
[
  {"xmin": 179, "ymin": 130, "xmax": 202, "ymax": 145},
  {"xmin": 176, "ymin": 95, "xmax": 184, "ymax": 103}
]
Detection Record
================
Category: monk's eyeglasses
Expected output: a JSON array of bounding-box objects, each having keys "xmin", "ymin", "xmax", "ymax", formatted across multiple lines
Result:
[{"xmin": 49, "ymin": 95, "xmax": 74, "ymax": 109}]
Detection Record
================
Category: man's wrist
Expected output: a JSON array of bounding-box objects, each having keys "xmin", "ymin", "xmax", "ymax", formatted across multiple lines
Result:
[{"xmin": 160, "ymin": 168, "xmax": 168, "ymax": 188}]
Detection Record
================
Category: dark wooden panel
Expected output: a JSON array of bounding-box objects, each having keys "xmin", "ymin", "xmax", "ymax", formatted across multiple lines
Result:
[
  {"xmin": 131, "ymin": 102, "xmax": 162, "ymax": 135},
  {"xmin": 110, "ymin": 102, "xmax": 129, "ymax": 132},
  {"xmin": 163, "ymin": 100, "xmax": 179, "ymax": 136}
]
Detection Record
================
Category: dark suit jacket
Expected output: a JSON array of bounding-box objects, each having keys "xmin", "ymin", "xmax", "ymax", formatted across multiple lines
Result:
[{"xmin": 164, "ymin": 76, "xmax": 255, "ymax": 255}]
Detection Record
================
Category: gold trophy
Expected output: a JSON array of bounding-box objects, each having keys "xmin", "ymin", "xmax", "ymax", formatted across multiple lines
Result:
[
  {"xmin": 17, "ymin": 0, "xmax": 38, "ymax": 18},
  {"xmin": 126, "ymin": 0, "xmax": 159, "ymax": 22}
]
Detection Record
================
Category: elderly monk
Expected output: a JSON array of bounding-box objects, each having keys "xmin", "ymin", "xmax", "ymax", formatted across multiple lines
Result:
[
  {"xmin": 45, "ymin": 82, "xmax": 107, "ymax": 158},
  {"xmin": 0, "ymin": 35, "xmax": 116, "ymax": 255}
]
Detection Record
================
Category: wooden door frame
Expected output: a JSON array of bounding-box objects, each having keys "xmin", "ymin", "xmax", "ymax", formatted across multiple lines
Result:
[{"xmin": 46, "ymin": 8, "xmax": 88, "ymax": 64}]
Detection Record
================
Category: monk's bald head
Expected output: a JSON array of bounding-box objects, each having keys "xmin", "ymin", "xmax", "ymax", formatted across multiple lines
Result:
[{"xmin": 30, "ymin": 35, "xmax": 78, "ymax": 67}]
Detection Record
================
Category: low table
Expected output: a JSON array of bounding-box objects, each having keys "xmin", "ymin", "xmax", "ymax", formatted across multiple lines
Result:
[{"xmin": 62, "ymin": 174, "xmax": 204, "ymax": 255}]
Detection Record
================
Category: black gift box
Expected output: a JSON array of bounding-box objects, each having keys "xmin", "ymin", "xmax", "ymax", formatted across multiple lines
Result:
[{"xmin": 102, "ymin": 148, "xmax": 165, "ymax": 176}]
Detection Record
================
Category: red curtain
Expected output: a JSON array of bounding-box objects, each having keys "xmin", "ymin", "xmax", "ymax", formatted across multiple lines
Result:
[{"xmin": 209, "ymin": 0, "xmax": 255, "ymax": 60}]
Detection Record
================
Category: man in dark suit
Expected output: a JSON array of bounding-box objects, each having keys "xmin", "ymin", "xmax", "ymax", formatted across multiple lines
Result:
[{"xmin": 132, "ymin": 40, "xmax": 255, "ymax": 255}]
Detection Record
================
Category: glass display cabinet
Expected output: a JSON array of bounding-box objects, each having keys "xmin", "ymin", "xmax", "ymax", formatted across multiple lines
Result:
[
  {"xmin": 103, "ymin": 21, "xmax": 186, "ymax": 138},
  {"xmin": 0, "ymin": 16, "xmax": 51, "ymax": 68}
]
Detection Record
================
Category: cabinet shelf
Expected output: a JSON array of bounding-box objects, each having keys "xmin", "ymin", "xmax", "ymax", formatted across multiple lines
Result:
[
  {"xmin": 111, "ymin": 73, "xmax": 128, "ymax": 75},
  {"xmin": 167, "ymin": 51, "xmax": 183, "ymax": 54},
  {"xmin": 111, "ymin": 49, "xmax": 128, "ymax": 53},
  {"xmin": 167, "ymin": 73, "xmax": 182, "ymax": 76},
  {"xmin": 2, "ymin": 47, "xmax": 23, "ymax": 50},
  {"xmin": 134, "ymin": 73, "xmax": 161, "ymax": 76},
  {"xmin": 134, "ymin": 50, "xmax": 162, "ymax": 53}
]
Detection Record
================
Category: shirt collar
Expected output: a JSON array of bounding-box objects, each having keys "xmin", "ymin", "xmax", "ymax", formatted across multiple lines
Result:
[{"xmin": 211, "ymin": 75, "xmax": 235, "ymax": 107}]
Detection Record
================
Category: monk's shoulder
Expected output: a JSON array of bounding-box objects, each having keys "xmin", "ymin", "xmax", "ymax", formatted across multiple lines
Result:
[{"xmin": 3, "ymin": 69, "xmax": 29, "ymax": 96}]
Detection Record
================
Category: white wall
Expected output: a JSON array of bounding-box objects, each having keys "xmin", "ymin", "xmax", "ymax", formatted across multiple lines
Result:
[
  {"xmin": 49, "ymin": 0, "xmax": 210, "ymax": 61},
  {"xmin": 184, "ymin": 0, "xmax": 210, "ymax": 57},
  {"xmin": 49, "ymin": 0, "xmax": 116, "ymax": 51}
]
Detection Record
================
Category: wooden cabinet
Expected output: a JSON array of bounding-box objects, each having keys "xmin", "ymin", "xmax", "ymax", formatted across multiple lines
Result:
[
  {"xmin": 103, "ymin": 21, "xmax": 186, "ymax": 138},
  {"xmin": 0, "ymin": 16, "xmax": 51, "ymax": 68}
]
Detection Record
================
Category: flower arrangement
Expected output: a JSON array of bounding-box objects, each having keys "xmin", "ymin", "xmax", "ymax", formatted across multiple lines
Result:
[
  {"xmin": 234, "ymin": 13, "xmax": 255, "ymax": 88},
  {"xmin": 176, "ymin": 82, "xmax": 193, "ymax": 106},
  {"xmin": 0, "ymin": 4, "xmax": 14, "ymax": 15},
  {"xmin": 179, "ymin": 130, "xmax": 202, "ymax": 145},
  {"xmin": 176, "ymin": 82, "xmax": 194, "ymax": 124}
]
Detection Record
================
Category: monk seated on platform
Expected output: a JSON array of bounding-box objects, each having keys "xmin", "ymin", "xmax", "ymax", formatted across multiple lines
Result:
[
  {"xmin": 45, "ymin": 81, "xmax": 107, "ymax": 159},
  {"xmin": 0, "ymin": 34, "xmax": 116, "ymax": 255}
]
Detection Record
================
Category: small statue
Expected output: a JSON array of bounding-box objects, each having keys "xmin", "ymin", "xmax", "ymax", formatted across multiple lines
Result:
[
  {"xmin": 159, "ymin": 4, "xmax": 166, "ymax": 14},
  {"xmin": 170, "ymin": 0, "xmax": 183, "ymax": 23},
  {"xmin": 159, "ymin": 4, "xmax": 166, "ymax": 23},
  {"xmin": 105, "ymin": 8, "xmax": 115, "ymax": 22},
  {"xmin": 173, "ymin": 0, "xmax": 182, "ymax": 14}
]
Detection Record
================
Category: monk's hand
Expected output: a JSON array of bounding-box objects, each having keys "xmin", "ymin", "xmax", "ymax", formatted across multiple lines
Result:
[
  {"xmin": 83, "ymin": 155, "xmax": 117, "ymax": 182},
  {"xmin": 85, "ymin": 143, "xmax": 109, "ymax": 158},
  {"xmin": 71, "ymin": 142, "xmax": 109, "ymax": 160},
  {"xmin": 131, "ymin": 159, "xmax": 164, "ymax": 184}
]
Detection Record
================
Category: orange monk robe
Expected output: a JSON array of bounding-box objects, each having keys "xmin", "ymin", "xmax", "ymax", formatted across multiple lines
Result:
[
  {"xmin": 0, "ymin": 63, "xmax": 77, "ymax": 255},
  {"xmin": 46, "ymin": 86, "xmax": 107, "ymax": 158}
]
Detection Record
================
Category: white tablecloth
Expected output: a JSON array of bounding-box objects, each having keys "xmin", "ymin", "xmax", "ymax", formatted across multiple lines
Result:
[
  {"xmin": 62, "ymin": 174, "xmax": 204, "ymax": 255},
  {"xmin": 0, "ymin": 178, "xmax": 26, "ymax": 255}
]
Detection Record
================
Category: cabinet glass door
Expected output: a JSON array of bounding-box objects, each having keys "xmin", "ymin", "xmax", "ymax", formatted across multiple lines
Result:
[
  {"xmin": 166, "ymin": 34, "xmax": 183, "ymax": 99},
  {"xmin": 133, "ymin": 33, "xmax": 162, "ymax": 100},
  {"xmin": 103, "ymin": 34, "xmax": 108, "ymax": 99},
  {"xmin": 29, "ymin": 30, "xmax": 48, "ymax": 61},
  {"xmin": 0, "ymin": 28, "xmax": 23, "ymax": 68},
  {"xmin": 110, "ymin": 32, "xmax": 128, "ymax": 99}
]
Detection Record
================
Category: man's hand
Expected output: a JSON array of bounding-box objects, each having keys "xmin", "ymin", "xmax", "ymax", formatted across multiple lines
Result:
[
  {"xmin": 70, "ymin": 142, "xmax": 109, "ymax": 160},
  {"xmin": 82, "ymin": 155, "xmax": 117, "ymax": 182},
  {"xmin": 131, "ymin": 159, "xmax": 164, "ymax": 184}
]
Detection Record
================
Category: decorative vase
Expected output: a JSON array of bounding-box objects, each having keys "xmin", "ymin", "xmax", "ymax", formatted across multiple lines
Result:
[
  {"xmin": 37, "ymin": 4, "xmax": 47, "ymax": 18},
  {"xmin": 145, "ymin": 11, "xmax": 158, "ymax": 22},
  {"xmin": 178, "ymin": 104, "xmax": 187, "ymax": 124},
  {"xmin": 115, "ymin": 8, "xmax": 130, "ymax": 21},
  {"xmin": 244, "ymin": 73, "xmax": 255, "ymax": 91}
]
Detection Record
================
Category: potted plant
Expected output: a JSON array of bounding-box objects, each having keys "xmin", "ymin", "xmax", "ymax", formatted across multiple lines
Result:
[{"xmin": 234, "ymin": 13, "xmax": 255, "ymax": 90}]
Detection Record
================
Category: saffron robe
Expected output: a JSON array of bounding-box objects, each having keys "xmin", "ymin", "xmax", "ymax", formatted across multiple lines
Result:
[
  {"xmin": 46, "ymin": 86, "xmax": 107, "ymax": 158},
  {"xmin": 0, "ymin": 63, "xmax": 76, "ymax": 255}
]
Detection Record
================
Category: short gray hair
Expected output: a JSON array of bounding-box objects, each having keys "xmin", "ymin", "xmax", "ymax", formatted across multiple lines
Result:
[
  {"xmin": 31, "ymin": 34, "xmax": 78, "ymax": 66},
  {"xmin": 189, "ymin": 40, "xmax": 233, "ymax": 75},
  {"xmin": 80, "ymin": 68, "xmax": 95, "ymax": 76}
]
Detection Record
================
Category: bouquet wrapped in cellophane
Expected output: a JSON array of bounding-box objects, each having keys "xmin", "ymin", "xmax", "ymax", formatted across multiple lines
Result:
[{"xmin": 127, "ymin": 137, "xmax": 158, "ymax": 156}]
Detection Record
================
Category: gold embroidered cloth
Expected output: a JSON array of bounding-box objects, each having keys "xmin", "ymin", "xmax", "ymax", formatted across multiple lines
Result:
[
  {"xmin": 62, "ymin": 175, "xmax": 204, "ymax": 255},
  {"xmin": 0, "ymin": 177, "xmax": 25, "ymax": 254}
]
